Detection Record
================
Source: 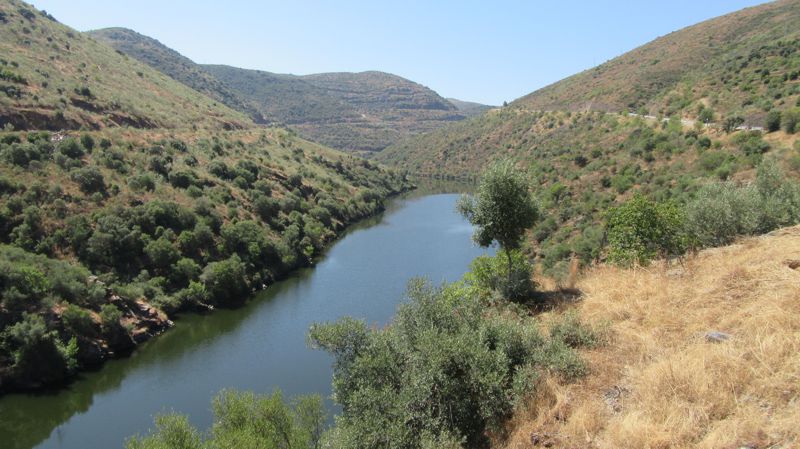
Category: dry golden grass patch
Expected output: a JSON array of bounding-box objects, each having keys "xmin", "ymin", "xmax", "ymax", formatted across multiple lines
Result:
[{"xmin": 503, "ymin": 226, "xmax": 800, "ymax": 449}]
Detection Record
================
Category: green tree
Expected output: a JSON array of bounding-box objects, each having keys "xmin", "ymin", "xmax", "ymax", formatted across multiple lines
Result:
[{"xmin": 457, "ymin": 159, "xmax": 538, "ymax": 296}]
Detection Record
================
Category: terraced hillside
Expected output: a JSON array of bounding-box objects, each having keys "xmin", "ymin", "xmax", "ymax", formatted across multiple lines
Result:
[
  {"xmin": 204, "ymin": 66, "xmax": 468, "ymax": 152},
  {"xmin": 0, "ymin": 0, "xmax": 250, "ymax": 131}
]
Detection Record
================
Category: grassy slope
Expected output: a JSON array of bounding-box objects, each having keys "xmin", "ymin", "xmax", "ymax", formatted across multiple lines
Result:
[
  {"xmin": 515, "ymin": 0, "xmax": 800, "ymax": 123},
  {"xmin": 503, "ymin": 227, "xmax": 800, "ymax": 448},
  {"xmin": 0, "ymin": 0, "xmax": 250, "ymax": 131},
  {"xmin": 87, "ymin": 28, "xmax": 266, "ymax": 124}
]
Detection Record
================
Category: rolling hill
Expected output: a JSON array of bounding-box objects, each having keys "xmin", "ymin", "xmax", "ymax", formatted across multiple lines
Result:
[
  {"xmin": 86, "ymin": 27, "xmax": 485, "ymax": 152},
  {"xmin": 0, "ymin": 1, "xmax": 250, "ymax": 131},
  {"xmin": 200, "ymin": 66, "xmax": 470, "ymax": 152}
]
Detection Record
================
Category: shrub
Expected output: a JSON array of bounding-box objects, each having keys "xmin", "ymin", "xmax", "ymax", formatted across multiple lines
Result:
[
  {"xmin": 782, "ymin": 108, "xmax": 800, "ymax": 134},
  {"xmin": 605, "ymin": 195, "xmax": 688, "ymax": 266},
  {"xmin": 61, "ymin": 304, "xmax": 95, "ymax": 335},
  {"xmin": 58, "ymin": 138, "xmax": 85, "ymax": 159},
  {"xmin": 685, "ymin": 182, "xmax": 761, "ymax": 247},
  {"xmin": 70, "ymin": 167, "xmax": 105, "ymax": 194},
  {"xmin": 2, "ymin": 313, "xmax": 78, "ymax": 385},
  {"xmin": 201, "ymin": 256, "xmax": 248, "ymax": 305},
  {"xmin": 126, "ymin": 390, "xmax": 325, "ymax": 449},
  {"xmin": 765, "ymin": 110, "xmax": 782, "ymax": 132},
  {"xmin": 465, "ymin": 249, "xmax": 534, "ymax": 302},
  {"xmin": 309, "ymin": 280, "xmax": 583, "ymax": 448}
]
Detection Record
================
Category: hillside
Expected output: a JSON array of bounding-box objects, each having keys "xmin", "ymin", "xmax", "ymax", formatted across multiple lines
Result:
[
  {"xmin": 515, "ymin": 0, "xmax": 800, "ymax": 124},
  {"xmin": 204, "ymin": 66, "xmax": 468, "ymax": 152},
  {"xmin": 87, "ymin": 28, "xmax": 266, "ymax": 124},
  {"xmin": 0, "ymin": 0, "xmax": 413, "ymax": 394},
  {"xmin": 448, "ymin": 97, "xmax": 495, "ymax": 117},
  {"xmin": 502, "ymin": 226, "xmax": 800, "ymax": 449},
  {"xmin": 0, "ymin": 0, "xmax": 250, "ymax": 131},
  {"xmin": 377, "ymin": 0, "xmax": 800, "ymax": 281}
]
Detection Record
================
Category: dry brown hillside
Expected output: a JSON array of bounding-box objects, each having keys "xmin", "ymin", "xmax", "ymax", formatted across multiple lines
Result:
[{"xmin": 503, "ymin": 226, "xmax": 800, "ymax": 449}]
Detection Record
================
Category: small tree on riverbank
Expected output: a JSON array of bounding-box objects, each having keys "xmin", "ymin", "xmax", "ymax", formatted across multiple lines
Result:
[{"xmin": 457, "ymin": 159, "xmax": 538, "ymax": 300}]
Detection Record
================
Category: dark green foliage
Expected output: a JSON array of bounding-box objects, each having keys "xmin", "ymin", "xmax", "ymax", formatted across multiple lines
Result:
[
  {"xmin": 765, "ymin": 110, "xmax": 782, "ymax": 132},
  {"xmin": 61, "ymin": 304, "xmax": 95, "ymax": 335},
  {"xmin": 126, "ymin": 390, "xmax": 326, "ymax": 449},
  {"xmin": 70, "ymin": 167, "xmax": 106, "ymax": 194},
  {"xmin": 80, "ymin": 134, "xmax": 95, "ymax": 152},
  {"xmin": 58, "ymin": 138, "xmax": 85, "ymax": 159},
  {"xmin": 310, "ymin": 280, "xmax": 586, "ymax": 448},
  {"xmin": 201, "ymin": 256, "xmax": 249, "ymax": 305},
  {"xmin": 2, "ymin": 313, "xmax": 78, "ymax": 386},
  {"xmin": 606, "ymin": 195, "xmax": 687, "ymax": 266}
]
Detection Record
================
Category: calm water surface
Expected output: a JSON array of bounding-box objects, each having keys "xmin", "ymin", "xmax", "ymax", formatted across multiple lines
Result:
[{"xmin": 0, "ymin": 192, "xmax": 492, "ymax": 449}]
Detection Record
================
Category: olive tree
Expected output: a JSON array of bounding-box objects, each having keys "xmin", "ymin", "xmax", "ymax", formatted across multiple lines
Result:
[{"xmin": 457, "ymin": 159, "xmax": 538, "ymax": 297}]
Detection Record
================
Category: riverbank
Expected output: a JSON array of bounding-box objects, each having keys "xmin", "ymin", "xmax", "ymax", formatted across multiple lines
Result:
[
  {"xmin": 0, "ymin": 177, "xmax": 414, "ymax": 396},
  {"xmin": 0, "ymin": 191, "xmax": 490, "ymax": 449}
]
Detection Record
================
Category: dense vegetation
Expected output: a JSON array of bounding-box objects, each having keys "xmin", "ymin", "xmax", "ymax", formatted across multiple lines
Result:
[
  {"xmin": 0, "ymin": 0, "xmax": 248, "ymax": 131},
  {"xmin": 0, "ymin": 127, "xmax": 410, "ymax": 391}
]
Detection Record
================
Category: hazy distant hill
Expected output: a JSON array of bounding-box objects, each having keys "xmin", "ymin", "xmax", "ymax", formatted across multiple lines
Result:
[
  {"xmin": 447, "ymin": 98, "xmax": 494, "ymax": 117},
  {"xmin": 87, "ymin": 27, "xmax": 266, "ymax": 123},
  {"xmin": 0, "ymin": 2, "xmax": 249, "ymax": 130}
]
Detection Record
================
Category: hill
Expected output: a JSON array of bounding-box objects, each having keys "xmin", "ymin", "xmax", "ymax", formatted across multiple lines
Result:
[
  {"xmin": 203, "ymin": 66, "xmax": 467, "ymax": 152},
  {"xmin": 503, "ymin": 226, "xmax": 800, "ymax": 448},
  {"xmin": 0, "ymin": 0, "xmax": 250, "ymax": 131},
  {"xmin": 0, "ymin": 0, "xmax": 412, "ymax": 393},
  {"xmin": 87, "ymin": 28, "xmax": 266, "ymax": 124},
  {"xmin": 377, "ymin": 0, "xmax": 800, "ymax": 280},
  {"xmin": 447, "ymin": 98, "xmax": 495, "ymax": 117},
  {"xmin": 515, "ymin": 0, "xmax": 800, "ymax": 124}
]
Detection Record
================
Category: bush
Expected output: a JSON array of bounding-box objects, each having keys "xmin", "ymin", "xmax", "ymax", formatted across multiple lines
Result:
[
  {"xmin": 201, "ymin": 256, "xmax": 249, "ymax": 305},
  {"xmin": 605, "ymin": 195, "xmax": 687, "ymax": 266},
  {"xmin": 765, "ymin": 110, "xmax": 782, "ymax": 132},
  {"xmin": 2, "ymin": 313, "xmax": 78, "ymax": 385},
  {"xmin": 58, "ymin": 138, "xmax": 85, "ymax": 159},
  {"xmin": 782, "ymin": 108, "xmax": 800, "ymax": 134},
  {"xmin": 70, "ymin": 167, "xmax": 106, "ymax": 194},
  {"xmin": 61, "ymin": 304, "xmax": 95, "ymax": 335},
  {"xmin": 309, "ymin": 280, "xmax": 583, "ymax": 448},
  {"xmin": 126, "ymin": 390, "xmax": 325, "ymax": 449},
  {"xmin": 465, "ymin": 249, "xmax": 534, "ymax": 302}
]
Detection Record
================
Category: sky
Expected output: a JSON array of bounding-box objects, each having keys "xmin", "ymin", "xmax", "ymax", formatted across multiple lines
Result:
[{"xmin": 29, "ymin": 0, "xmax": 767, "ymax": 105}]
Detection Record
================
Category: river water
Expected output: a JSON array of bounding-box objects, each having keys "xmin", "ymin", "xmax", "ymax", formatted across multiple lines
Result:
[{"xmin": 0, "ymin": 192, "xmax": 492, "ymax": 449}]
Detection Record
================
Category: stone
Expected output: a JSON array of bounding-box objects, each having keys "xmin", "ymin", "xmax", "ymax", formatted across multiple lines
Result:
[{"xmin": 705, "ymin": 331, "xmax": 731, "ymax": 343}]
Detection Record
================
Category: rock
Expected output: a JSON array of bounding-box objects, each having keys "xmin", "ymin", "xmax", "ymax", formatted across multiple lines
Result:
[{"xmin": 705, "ymin": 331, "xmax": 731, "ymax": 343}]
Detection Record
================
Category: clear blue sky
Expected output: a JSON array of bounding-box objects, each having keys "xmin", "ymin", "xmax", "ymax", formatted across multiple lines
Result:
[{"xmin": 29, "ymin": 0, "xmax": 767, "ymax": 105}]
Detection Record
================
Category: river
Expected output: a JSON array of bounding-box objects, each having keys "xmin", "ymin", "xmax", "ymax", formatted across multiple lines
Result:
[{"xmin": 0, "ymin": 192, "xmax": 493, "ymax": 449}]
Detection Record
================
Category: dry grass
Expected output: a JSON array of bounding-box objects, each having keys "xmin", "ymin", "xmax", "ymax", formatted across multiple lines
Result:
[{"xmin": 502, "ymin": 226, "xmax": 800, "ymax": 449}]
